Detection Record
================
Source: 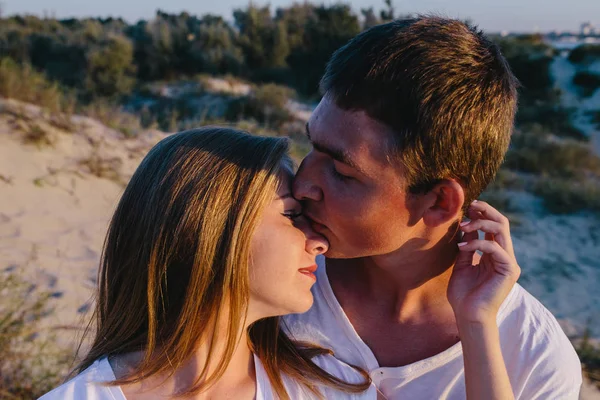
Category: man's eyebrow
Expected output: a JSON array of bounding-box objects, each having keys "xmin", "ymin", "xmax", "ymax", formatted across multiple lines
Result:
[{"xmin": 305, "ymin": 122, "xmax": 365, "ymax": 174}]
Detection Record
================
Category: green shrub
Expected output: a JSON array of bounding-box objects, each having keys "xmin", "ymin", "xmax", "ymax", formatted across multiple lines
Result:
[
  {"xmin": 516, "ymin": 107, "xmax": 587, "ymax": 141},
  {"xmin": 0, "ymin": 271, "xmax": 72, "ymax": 399},
  {"xmin": 83, "ymin": 100, "xmax": 142, "ymax": 137},
  {"xmin": 0, "ymin": 58, "xmax": 70, "ymax": 115},
  {"xmin": 227, "ymin": 83, "xmax": 296, "ymax": 128},
  {"xmin": 494, "ymin": 34, "xmax": 556, "ymax": 100},
  {"xmin": 533, "ymin": 178, "xmax": 600, "ymax": 214},
  {"xmin": 575, "ymin": 329, "xmax": 600, "ymax": 388},
  {"xmin": 573, "ymin": 71, "xmax": 600, "ymax": 97},
  {"xmin": 591, "ymin": 110, "xmax": 600, "ymax": 129},
  {"xmin": 85, "ymin": 35, "xmax": 136, "ymax": 99},
  {"xmin": 478, "ymin": 191, "xmax": 519, "ymax": 214},
  {"xmin": 568, "ymin": 44, "xmax": 600, "ymax": 65},
  {"xmin": 485, "ymin": 168, "xmax": 527, "ymax": 192},
  {"xmin": 505, "ymin": 130, "xmax": 600, "ymax": 179}
]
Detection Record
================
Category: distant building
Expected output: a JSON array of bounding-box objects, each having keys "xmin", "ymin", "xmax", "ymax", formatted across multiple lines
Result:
[{"xmin": 580, "ymin": 22, "xmax": 596, "ymax": 36}]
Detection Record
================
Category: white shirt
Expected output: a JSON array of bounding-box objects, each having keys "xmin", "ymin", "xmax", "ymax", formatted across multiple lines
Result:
[
  {"xmin": 40, "ymin": 354, "xmax": 377, "ymax": 399},
  {"xmin": 283, "ymin": 257, "xmax": 583, "ymax": 399}
]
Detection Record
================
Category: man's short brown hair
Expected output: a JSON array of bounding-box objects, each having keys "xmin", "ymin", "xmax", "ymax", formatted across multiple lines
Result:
[{"xmin": 320, "ymin": 16, "xmax": 519, "ymax": 204}]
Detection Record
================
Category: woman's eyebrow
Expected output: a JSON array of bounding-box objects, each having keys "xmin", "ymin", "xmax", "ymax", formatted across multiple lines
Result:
[{"xmin": 276, "ymin": 192, "xmax": 293, "ymax": 200}]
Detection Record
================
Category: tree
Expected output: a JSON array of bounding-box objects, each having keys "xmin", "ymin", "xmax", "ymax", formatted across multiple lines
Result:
[
  {"xmin": 361, "ymin": 7, "xmax": 381, "ymax": 30},
  {"xmin": 194, "ymin": 15, "xmax": 244, "ymax": 74},
  {"xmin": 287, "ymin": 4, "xmax": 361, "ymax": 95},
  {"xmin": 380, "ymin": 0, "xmax": 394, "ymax": 22},
  {"xmin": 234, "ymin": 5, "xmax": 276, "ymax": 71},
  {"xmin": 85, "ymin": 35, "xmax": 136, "ymax": 98}
]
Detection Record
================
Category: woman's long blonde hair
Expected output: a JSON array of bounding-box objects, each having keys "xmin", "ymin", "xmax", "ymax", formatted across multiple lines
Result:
[{"xmin": 74, "ymin": 127, "xmax": 370, "ymax": 398}]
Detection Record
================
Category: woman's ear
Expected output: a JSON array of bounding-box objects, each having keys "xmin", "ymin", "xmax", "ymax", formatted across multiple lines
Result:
[{"xmin": 422, "ymin": 179, "xmax": 465, "ymax": 227}]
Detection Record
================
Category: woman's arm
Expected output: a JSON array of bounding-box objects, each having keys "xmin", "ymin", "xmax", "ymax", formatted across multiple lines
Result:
[
  {"xmin": 457, "ymin": 319, "xmax": 514, "ymax": 400},
  {"xmin": 449, "ymin": 200, "xmax": 521, "ymax": 400}
]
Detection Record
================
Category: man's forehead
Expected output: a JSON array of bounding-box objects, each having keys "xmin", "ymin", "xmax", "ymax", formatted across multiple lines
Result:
[{"xmin": 308, "ymin": 98, "xmax": 393, "ymax": 164}]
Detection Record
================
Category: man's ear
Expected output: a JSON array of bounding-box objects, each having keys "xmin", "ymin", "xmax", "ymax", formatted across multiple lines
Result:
[{"xmin": 421, "ymin": 180, "xmax": 465, "ymax": 227}]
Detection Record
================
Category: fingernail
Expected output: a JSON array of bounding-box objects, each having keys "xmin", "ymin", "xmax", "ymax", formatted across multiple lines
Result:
[
  {"xmin": 459, "ymin": 221, "xmax": 470, "ymax": 227},
  {"xmin": 457, "ymin": 242, "xmax": 468, "ymax": 247},
  {"xmin": 471, "ymin": 200, "xmax": 478, "ymax": 204}
]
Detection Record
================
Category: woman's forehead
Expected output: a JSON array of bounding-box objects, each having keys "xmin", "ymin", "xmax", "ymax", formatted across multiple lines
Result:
[{"xmin": 277, "ymin": 168, "xmax": 294, "ymax": 196}]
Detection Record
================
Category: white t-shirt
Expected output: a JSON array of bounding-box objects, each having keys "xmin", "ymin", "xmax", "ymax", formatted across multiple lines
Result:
[
  {"xmin": 283, "ymin": 257, "xmax": 583, "ymax": 400},
  {"xmin": 39, "ymin": 353, "xmax": 377, "ymax": 399}
]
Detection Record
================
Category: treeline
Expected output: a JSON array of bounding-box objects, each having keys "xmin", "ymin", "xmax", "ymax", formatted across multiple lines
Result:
[
  {"xmin": 0, "ymin": 1, "xmax": 402, "ymax": 100},
  {"xmin": 1, "ymin": 3, "xmax": 597, "ymax": 139}
]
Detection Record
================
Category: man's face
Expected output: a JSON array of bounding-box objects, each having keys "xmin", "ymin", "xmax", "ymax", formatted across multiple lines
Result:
[{"xmin": 293, "ymin": 96, "xmax": 419, "ymax": 259}]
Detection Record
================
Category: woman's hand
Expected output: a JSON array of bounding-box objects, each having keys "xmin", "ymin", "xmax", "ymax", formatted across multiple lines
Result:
[{"xmin": 448, "ymin": 200, "xmax": 521, "ymax": 325}]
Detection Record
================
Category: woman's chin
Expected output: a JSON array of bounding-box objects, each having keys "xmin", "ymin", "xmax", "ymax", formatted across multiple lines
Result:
[
  {"xmin": 292, "ymin": 294, "xmax": 314, "ymax": 314},
  {"xmin": 276, "ymin": 293, "xmax": 315, "ymax": 317},
  {"xmin": 252, "ymin": 292, "xmax": 314, "ymax": 319}
]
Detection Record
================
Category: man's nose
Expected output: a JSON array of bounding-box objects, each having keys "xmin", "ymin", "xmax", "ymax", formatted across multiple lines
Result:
[{"xmin": 292, "ymin": 153, "xmax": 323, "ymax": 202}]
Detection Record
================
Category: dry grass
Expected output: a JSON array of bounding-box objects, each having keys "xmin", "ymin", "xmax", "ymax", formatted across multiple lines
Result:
[
  {"xmin": 0, "ymin": 58, "xmax": 70, "ymax": 116},
  {"xmin": 21, "ymin": 124, "xmax": 53, "ymax": 148},
  {"xmin": 575, "ymin": 329, "xmax": 600, "ymax": 389},
  {"xmin": 82, "ymin": 100, "xmax": 142, "ymax": 137},
  {"xmin": 0, "ymin": 269, "xmax": 72, "ymax": 399},
  {"xmin": 78, "ymin": 151, "xmax": 124, "ymax": 185}
]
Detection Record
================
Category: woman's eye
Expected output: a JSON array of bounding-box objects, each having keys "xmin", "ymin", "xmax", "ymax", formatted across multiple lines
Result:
[{"xmin": 283, "ymin": 211, "xmax": 303, "ymax": 221}]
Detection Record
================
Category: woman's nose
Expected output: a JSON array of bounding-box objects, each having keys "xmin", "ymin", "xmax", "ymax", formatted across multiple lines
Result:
[{"xmin": 303, "ymin": 223, "xmax": 329, "ymax": 256}]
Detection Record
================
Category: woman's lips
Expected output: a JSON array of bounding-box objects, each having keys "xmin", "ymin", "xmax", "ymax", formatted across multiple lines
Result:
[{"xmin": 299, "ymin": 264, "xmax": 317, "ymax": 281}]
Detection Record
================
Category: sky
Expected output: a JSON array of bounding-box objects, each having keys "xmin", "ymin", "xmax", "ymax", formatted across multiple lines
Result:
[{"xmin": 3, "ymin": 0, "xmax": 600, "ymax": 33}]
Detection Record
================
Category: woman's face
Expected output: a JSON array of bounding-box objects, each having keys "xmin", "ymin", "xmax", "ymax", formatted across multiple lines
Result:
[{"xmin": 248, "ymin": 166, "xmax": 329, "ymax": 319}]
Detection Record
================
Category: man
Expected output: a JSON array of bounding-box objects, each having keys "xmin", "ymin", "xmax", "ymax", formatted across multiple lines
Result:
[{"xmin": 284, "ymin": 17, "xmax": 582, "ymax": 398}]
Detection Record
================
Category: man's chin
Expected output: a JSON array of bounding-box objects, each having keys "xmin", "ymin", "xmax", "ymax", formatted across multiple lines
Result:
[{"xmin": 322, "ymin": 247, "xmax": 357, "ymax": 259}]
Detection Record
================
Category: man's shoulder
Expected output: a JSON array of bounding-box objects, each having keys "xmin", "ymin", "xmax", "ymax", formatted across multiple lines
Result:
[
  {"xmin": 498, "ymin": 284, "xmax": 582, "ymax": 396},
  {"xmin": 499, "ymin": 283, "xmax": 571, "ymax": 340}
]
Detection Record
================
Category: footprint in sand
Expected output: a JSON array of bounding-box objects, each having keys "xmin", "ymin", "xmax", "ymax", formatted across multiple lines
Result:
[
  {"xmin": 4, "ymin": 264, "xmax": 17, "ymax": 272},
  {"xmin": 77, "ymin": 302, "xmax": 92, "ymax": 314},
  {"xmin": 0, "ymin": 213, "xmax": 10, "ymax": 224},
  {"xmin": 37, "ymin": 270, "xmax": 58, "ymax": 288},
  {"xmin": 0, "ymin": 225, "xmax": 20, "ymax": 239}
]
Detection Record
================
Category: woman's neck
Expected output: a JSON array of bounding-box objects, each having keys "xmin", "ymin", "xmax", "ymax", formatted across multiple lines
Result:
[{"xmin": 110, "ymin": 329, "xmax": 256, "ymax": 399}]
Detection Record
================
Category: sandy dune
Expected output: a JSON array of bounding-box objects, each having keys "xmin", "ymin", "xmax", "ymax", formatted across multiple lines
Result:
[{"xmin": 1, "ymin": 96, "xmax": 598, "ymax": 398}]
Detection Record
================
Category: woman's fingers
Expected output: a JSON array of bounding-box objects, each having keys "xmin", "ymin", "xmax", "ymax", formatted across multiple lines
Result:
[
  {"xmin": 460, "ymin": 219, "xmax": 509, "ymax": 251},
  {"xmin": 469, "ymin": 200, "xmax": 509, "ymax": 225},
  {"xmin": 458, "ymin": 239, "xmax": 521, "ymax": 279},
  {"xmin": 462, "ymin": 200, "xmax": 515, "ymax": 257}
]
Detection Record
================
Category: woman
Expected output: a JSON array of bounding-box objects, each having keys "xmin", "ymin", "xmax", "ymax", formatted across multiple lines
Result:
[
  {"xmin": 41, "ymin": 126, "xmax": 518, "ymax": 399},
  {"xmin": 41, "ymin": 127, "xmax": 375, "ymax": 399}
]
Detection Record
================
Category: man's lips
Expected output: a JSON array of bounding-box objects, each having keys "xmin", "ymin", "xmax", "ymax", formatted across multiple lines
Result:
[{"xmin": 304, "ymin": 212, "xmax": 327, "ymax": 230}]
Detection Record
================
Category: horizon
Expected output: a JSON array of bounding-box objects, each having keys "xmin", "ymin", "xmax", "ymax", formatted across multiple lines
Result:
[{"xmin": 3, "ymin": 0, "xmax": 600, "ymax": 34}]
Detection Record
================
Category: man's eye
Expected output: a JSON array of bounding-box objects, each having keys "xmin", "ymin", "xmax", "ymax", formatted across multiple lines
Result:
[{"xmin": 332, "ymin": 165, "xmax": 352, "ymax": 181}]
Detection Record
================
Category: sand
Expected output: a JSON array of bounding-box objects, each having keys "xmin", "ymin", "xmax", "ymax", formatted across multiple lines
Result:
[{"xmin": 1, "ymin": 86, "xmax": 599, "ymax": 397}]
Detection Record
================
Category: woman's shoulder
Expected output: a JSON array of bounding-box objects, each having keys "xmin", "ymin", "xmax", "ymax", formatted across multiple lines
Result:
[{"xmin": 38, "ymin": 358, "xmax": 126, "ymax": 400}]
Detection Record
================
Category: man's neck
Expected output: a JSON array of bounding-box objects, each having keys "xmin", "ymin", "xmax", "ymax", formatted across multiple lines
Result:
[
  {"xmin": 330, "ymin": 234, "xmax": 459, "ymax": 321},
  {"xmin": 326, "ymin": 234, "xmax": 463, "ymax": 367}
]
